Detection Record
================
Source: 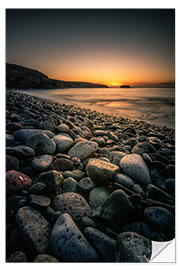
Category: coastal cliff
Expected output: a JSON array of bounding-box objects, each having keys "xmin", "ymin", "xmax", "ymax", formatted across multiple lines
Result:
[{"xmin": 6, "ymin": 63, "xmax": 108, "ymax": 89}]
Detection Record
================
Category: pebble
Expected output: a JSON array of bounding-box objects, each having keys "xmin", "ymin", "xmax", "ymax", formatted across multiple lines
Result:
[
  {"xmin": 146, "ymin": 184, "xmax": 174, "ymax": 205},
  {"xmin": 114, "ymin": 173, "xmax": 134, "ymax": 188},
  {"xmin": 14, "ymin": 129, "xmax": 55, "ymax": 144},
  {"xmin": 38, "ymin": 170, "xmax": 63, "ymax": 195},
  {"xmin": 132, "ymin": 142, "xmax": 156, "ymax": 155},
  {"xmin": 39, "ymin": 118, "xmax": 56, "ymax": 132},
  {"xmin": 63, "ymin": 169, "xmax": 85, "ymax": 181},
  {"xmin": 6, "ymin": 155, "xmax": 19, "ymax": 171},
  {"xmin": 78, "ymin": 177, "xmax": 95, "ymax": 193},
  {"xmin": 16, "ymin": 206, "xmax": 51, "ymax": 255},
  {"xmin": 28, "ymin": 194, "xmax": 51, "ymax": 209},
  {"xmin": 28, "ymin": 182, "xmax": 46, "ymax": 195},
  {"xmin": 132, "ymin": 184, "xmax": 145, "ymax": 197},
  {"xmin": 53, "ymin": 158, "xmax": 74, "ymax": 171},
  {"xmin": 86, "ymin": 158, "xmax": 120, "ymax": 186},
  {"xmin": 115, "ymin": 232, "xmax": 152, "ymax": 262},
  {"xmin": 26, "ymin": 133, "xmax": 56, "ymax": 155},
  {"xmin": 120, "ymin": 154, "xmax": 152, "ymax": 186},
  {"xmin": 53, "ymin": 134, "xmax": 73, "ymax": 153},
  {"xmin": 57, "ymin": 123, "xmax": 69, "ymax": 133},
  {"xmin": 101, "ymin": 189, "xmax": 136, "ymax": 226},
  {"xmin": 6, "ymin": 145, "xmax": 35, "ymax": 158},
  {"xmin": 52, "ymin": 192, "xmax": 91, "ymax": 227},
  {"xmin": 84, "ymin": 227, "xmax": 115, "ymax": 262},
  {"xmin": 6, "ymin": 170, "xmax": 32, "ymax": 196},
  {"xmin": 109, "ymin": 151, "xmax": 127, "ymax": 165},
  {"xmin": 61, "ymin": 177, "xmax": 79, "ymax": 193},
  {"xmin": 7, "ymin": 251, "xmax": 27, "ymax": 262},
  {"xmin": 31, "ymin": 154, "xmax": 53, "ymax": 171},
  {"xmin": 68, "ymin": 140, "xmax": 98, "ymax": 161},
  {"xmin": 50, "ymin": 213, "xmax": 99, "ymax": 262},
  {"xmin": 34, "ymin": 254, "xmax": 59, "ymax": 262},
  {"xmin": 89, "ymin": 186, "xmax": 112, "ymax": 209}
]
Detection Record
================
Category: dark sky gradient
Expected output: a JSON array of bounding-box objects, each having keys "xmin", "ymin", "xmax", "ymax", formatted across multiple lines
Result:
[{"xmin": 6, "ymin": 9, "xmax": 175, "ymax": 85}]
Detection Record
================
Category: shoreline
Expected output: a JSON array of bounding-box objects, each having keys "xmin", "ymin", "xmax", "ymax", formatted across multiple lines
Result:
[{"xmin": 6, "ymin": 89, "xmax": 175, "ymax": 262}]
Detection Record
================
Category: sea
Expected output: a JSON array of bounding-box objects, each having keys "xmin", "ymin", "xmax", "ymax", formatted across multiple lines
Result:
[{"xmin": 18, "ymin": 87, "xmax": 175, "ymax": 129}]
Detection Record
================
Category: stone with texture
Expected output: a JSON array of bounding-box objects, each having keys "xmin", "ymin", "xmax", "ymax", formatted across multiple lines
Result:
[
  {"xmin": 85, "ymin": 227, "xmax": 115, "ymax": 262},
  {"xmin": 86, "ymin": 158, "xmax": 119, "ymax": 186},
  {"xmin": 28, "ymin": 194, "xmax": 51, "ymax": 209},
  {"xmin": 120, "ymin": 154, "xmax": 152, "ymax": 186},
  {"xmin": 39, "ymin": 118, "xmax": 56, "ymax": 132},
  {"xmin": 15, "ymin": 206, "xmax": 51, "ymax": 254},
  {"xmin": 78, "ymin": 177, "xmax": 95, "ymax": 193},
  {"xmin": 115, "ymin": 232, "xmax": 152, "ymax": 262},
  {"xmin": 61, "ymin": 177, "xmax": 79, "ymax": 193},
  {"xmin": 28, "ymin": 182, "xmax": 46, "ymax": 195},
  {"xmin": 26, "ymin": 133, "xmax": 56, "ymax": 155},
  {"xmin": 6, "ymin": 170, "xmax": 32, "ymax": 196},
  {"xmin": 7, "ymin": 251, "xmax": 27, "ymax": 262},
  {"xmin": 6, "ymin": 145, "xmax": 35, "ymax": 158},
  {"xmin": 132, "ymin": 142, "xmax": 156, "ymax": 155},
  {"xmin": 68, "ymin": 140, "xmax": 98, "ymax": 161},
  {"xmin": 50, "ymin": 213, "xmax": 99, "ymax": 262},
  {"xmin": 52, "ymin": 192, "xmax": 91, "ymax": 227},
  {"xmin": 38, "ymin": 170, "xmax": 63, "ymax": 196},
  {"xmin": 57, "ymin": 123, "xmax": 69, "ymax": 133},
  {"xmin": 34, "ymin": 254, "xmax": 58, "ymax": 262},
  {"xmin": 89, "ymin": 186, "xmax": 112, "ymax": 209},
  {"xmin": 31, "ymin": 154, "xmax": 53, "ymax": 171},
  {"xmin": 53, "ymin": 134, "xmax": 73, "ymax": 153},
  {"xmin": 14, "ymin": 129, "xmax": 55, "ymax": 144},
  {"xmin": 53, "ymin": 158, "xmax": 74, "ymax": 171}
]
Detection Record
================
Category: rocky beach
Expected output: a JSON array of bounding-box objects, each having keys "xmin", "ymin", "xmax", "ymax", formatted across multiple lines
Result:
[{"xmin": 6, "ymin": 90, "xmax": 175, "ymax": 263}]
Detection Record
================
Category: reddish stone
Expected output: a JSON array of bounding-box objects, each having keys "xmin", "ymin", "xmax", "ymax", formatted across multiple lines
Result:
[{"xmin": 6, "ymin": 170, "xmax": 32, "ymax": 196}]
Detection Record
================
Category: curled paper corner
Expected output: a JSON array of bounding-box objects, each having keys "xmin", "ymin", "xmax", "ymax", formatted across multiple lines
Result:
[{"xmin": 150, "ymin": 239, "xmax": 175, "ymax": 263}]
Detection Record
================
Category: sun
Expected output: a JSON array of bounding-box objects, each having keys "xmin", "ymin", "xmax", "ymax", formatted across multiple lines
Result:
[{"xmin": 109, "ymin": 82, "xmax": 122, "ymax": 87}]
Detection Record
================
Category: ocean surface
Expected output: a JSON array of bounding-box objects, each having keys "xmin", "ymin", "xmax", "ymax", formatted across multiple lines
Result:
[{"xmin": 18, "ymin": 88, "xmax": 175, "ymax": 129}]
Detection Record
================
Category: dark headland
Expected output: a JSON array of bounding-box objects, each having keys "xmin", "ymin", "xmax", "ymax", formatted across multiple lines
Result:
[{"xmin": 6, "ymin": 63, "xmax": 108, "ymax": 90}]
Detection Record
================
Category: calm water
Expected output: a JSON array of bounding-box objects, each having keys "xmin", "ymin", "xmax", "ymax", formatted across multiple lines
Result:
[{"xmin": 19, "ymin": 88, "xmax": 175, "ymax": 129}]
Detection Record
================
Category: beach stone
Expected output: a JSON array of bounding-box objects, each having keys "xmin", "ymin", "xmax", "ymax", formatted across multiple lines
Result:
[
  {"xmin": 28, "ymin": 182, "xmax": 46, "ymax": 194},
  {"xmin": 132, "ymin": 142, "xmax": 156, "ymax": 155},
  {"xmin": 28, "ymin": 194, "xmax": 51, "ymax": 209},
  {"xmin": 57, "ymin": 123, "xmax": 69, "ymax": 133},
  {"xmin": 7, "ymin": 251, "xmax": 27, "ymax": 262},
  {"xmin": 6, "ymin": 145, "xmax": 35, "ymax": 158},
  {"xmin": 68, "ymin": 140, "xmax": 98, "ymax": 161},
  {"xmin": 26, "ymin": 133, "xmax": 56, "ymax": 155},
  {"xmin": 89, "ymin": 186, "xmax": 112, "ymax": 209},
  {"xmin": 120, "ymin": 154, "xmax": 152, "ymax": 186},
  {"xmin": 78, "ymin": 177, "xmax": 95, "ymax": 193},
  {"xmin": 6, "ymin": 134, "xmax": 15, "ymax": 146},
  {"xmin": 52, "ymin": 192, "xmax": 91, "ymax": 227},
  {"xmin": 144, "ymin": 207, "xmax": 175, "ymax": 234},
  {"xmin": 165, "ymin": 178, "xmax": 175, "ymax": 193},
  {"xmin": 109, "ymin": 151, "xmax": 127, "ymax": 165},
  {"xmin": 63, "ymin": 169, "xmax": 85, "ymax": 181},
  {"xmin": 86, "ymin": 158, "xmax": 120, "ymax": 186},
  {"xmin": 53, "ymin": 134, "xmax": 73, "ymax": 153},
  {"xmin": 94, "ymin": 130, "xmax": 108, "ymax": 136},
  {"xmin": 114, "ymin": 173, "xmax": 134, "ymax": 188},
  {"xmin": 146, "ymin": 184, "xmax": 174, "ymax": 205},
  {"xmin": 6, "ymin": 170, "xmax": 32, "ymax": 196},
  {"xmin": 34, "ymin": 254, "xmax": 58, "ymax": 262},
  {"xmin": 14, "ymin": 129, "xmax": 55, "ymax": 144},
  {"xmin": 31, "ymin": 154, "xmax": 53, "ymax": 171},
  {"xmin": 50, "ymin": 213, "xmax": 99, "ymax": 262},
  {"xmin": 15, "ymin": 206, "xmax": 51, "ymax": 254},
  {"xmin": 93, "ymin": 136, "xmax": 106, "ymax": 146},
  {"xmin": 101, "ymin": 189, "xmax": 135, "ymax": 226},
  {"xmin": 132, "ymin": 184, "xmax": 145, "ymax": 197},
  {"xmin": 39, "ymin": 118, "xmax": 56, "ymax": 132},
  {"xmin": 6, "ymin": 155, "xmax": 19, "ymax": 171},
  {"xmin": 115, "ymin": 232, "xmax": 152, "ymax": 262},
  {"xmin": 84, "ymin": 227, "xmax": 115, "ymax": 262},
  {"xmin": 127, "ymin": 137, "xmax": 138, "ymax": 147},
  {"xmin": 61, "ymin": 177, "xmax": 79, "ymax": 193},
  {"xmin": 39, "ymin": 170, "xmax": 63, "ymax": 195},
  {"xmin": 53, "ymin": 158, "xmax": 74, "ymax": 171}
]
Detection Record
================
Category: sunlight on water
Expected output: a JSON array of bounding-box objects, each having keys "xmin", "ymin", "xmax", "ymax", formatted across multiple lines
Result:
[{"xmin": 19, "ymin": 88, "xmax": 175, "ymax": 129}]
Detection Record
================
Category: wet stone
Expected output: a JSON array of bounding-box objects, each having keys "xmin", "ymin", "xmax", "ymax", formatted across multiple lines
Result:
[{"xmin": 115, "ymin": 232, "xmax": 152, "ymax": 262}]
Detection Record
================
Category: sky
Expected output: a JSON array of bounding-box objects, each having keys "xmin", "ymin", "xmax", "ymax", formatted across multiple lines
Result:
[{"xmin": 6, "ymin": 9, "xmax": 175, "ymax": 86}]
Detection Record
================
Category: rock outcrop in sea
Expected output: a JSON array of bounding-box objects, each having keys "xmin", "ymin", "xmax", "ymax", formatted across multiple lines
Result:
[{"xmin": 6, "ymin": 90, "xmax": 175, "ymax": 262}]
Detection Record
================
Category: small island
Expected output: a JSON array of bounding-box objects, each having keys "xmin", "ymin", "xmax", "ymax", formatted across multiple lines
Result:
[{"xmin": 120, "ymin": 85, "xmax": 131, "ymax": 88}]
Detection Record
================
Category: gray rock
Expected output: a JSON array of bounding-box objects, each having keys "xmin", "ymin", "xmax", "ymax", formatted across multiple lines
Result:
[
  {"xmin": 39, "ymin": 118, "xmax": 56, "ymax": 132},
  {"xmin": 109, "ymin": 151, "xmax": 127, "ymax": 165},
  {"xmin": 7, "ymin": 251, "xmax": 27, "ymax": 262},
  {"xmin": 114, "ymin": 173, "xmax": 134, "ymax": 188},
  {"xmin": 85, "ymin": 227, "xmax": 115, "ymax": 262},
  {"xmin": 101, "ymin": 189, "xmax": 135, "ymax": 226},
  {"xmin": 115, "ymin": 232, "xmax": 152, "ymax": 262},
  {"xmin": 28, "ymin": 194, "xmax": 51, "ymax": 209},
  {"xmin": 61, "ymin": 177, "xmax": 79, "ymax": 193},
  {"xmin": 78, "ymin": 177, "xmax": 95, "ymax": 193},
  {"xmin": 26, "ymin": 133, "xmax": 56, "ymax": 155},
  {"xmin": 50, "ymin": 213, "xmax": 99, "ymax": 262},
  {"xmin": 14, "ymin": 129, "xmax": 55, "ymax": 144},
  {"xmin": 31, "ymin": 154, "xmax": 53, "ymax": 171},
  {"xmin": 38, "ymin": 170, "xmax": 63, "ymax": 196},
  {"xmin": 57, "ymin": 123, "xmax": 70, "ymax": 133},
  {"xmin": 86, "ymin": 158, "xmax": 120, "ymax": 186},
  {"xmin": 28, "ymin": 182, "xmax": 46, "ymax": 195},
  {"xmin": 144, "ymin": 206, "xmax": 175, "ymax": 234},
  {"xmin": 6, "ymin": 145, "xmax": 35, "ymax": 158},
  {"xmin": 53, "ymin": 134, "xmax": 73, "ymax": 153},
  {"xmin": 52, "ymin": 192, "xmax": 91, "ymax": 227},
  {"xmin": 132, "ymin": 142, "xmax": 156, "ymax": 155},
  {"xmin": 68, "ymin": 140, "xmax": 98, "ymax": 161},
  {"xmin": 132, "ymin": 184, "xmax": 145, "ymax": 197},
  {"xmin": 120, "ymin": 154, "xmax": 152, "ymax": 186},
  {"xmin": 89, "ymin": 187, "xmax": 112, "ymax": 209},
  {"xmin": 15, "ymin": 206, "xmax": 51, "ymax": 254},
  {"xmin": 34, "ymin": 254, "xmax": 58, "ymax": 262},
  {"xmin": 6, "ymin": 155, "xmax": 19, "ymax": 171},
  {"xmin": 94, "ymin": 130, "xmax": 108, "ymax": 136},
  {"xmin": 63, "ymin": 169, "xmax": 85, "ymax": 181}
]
